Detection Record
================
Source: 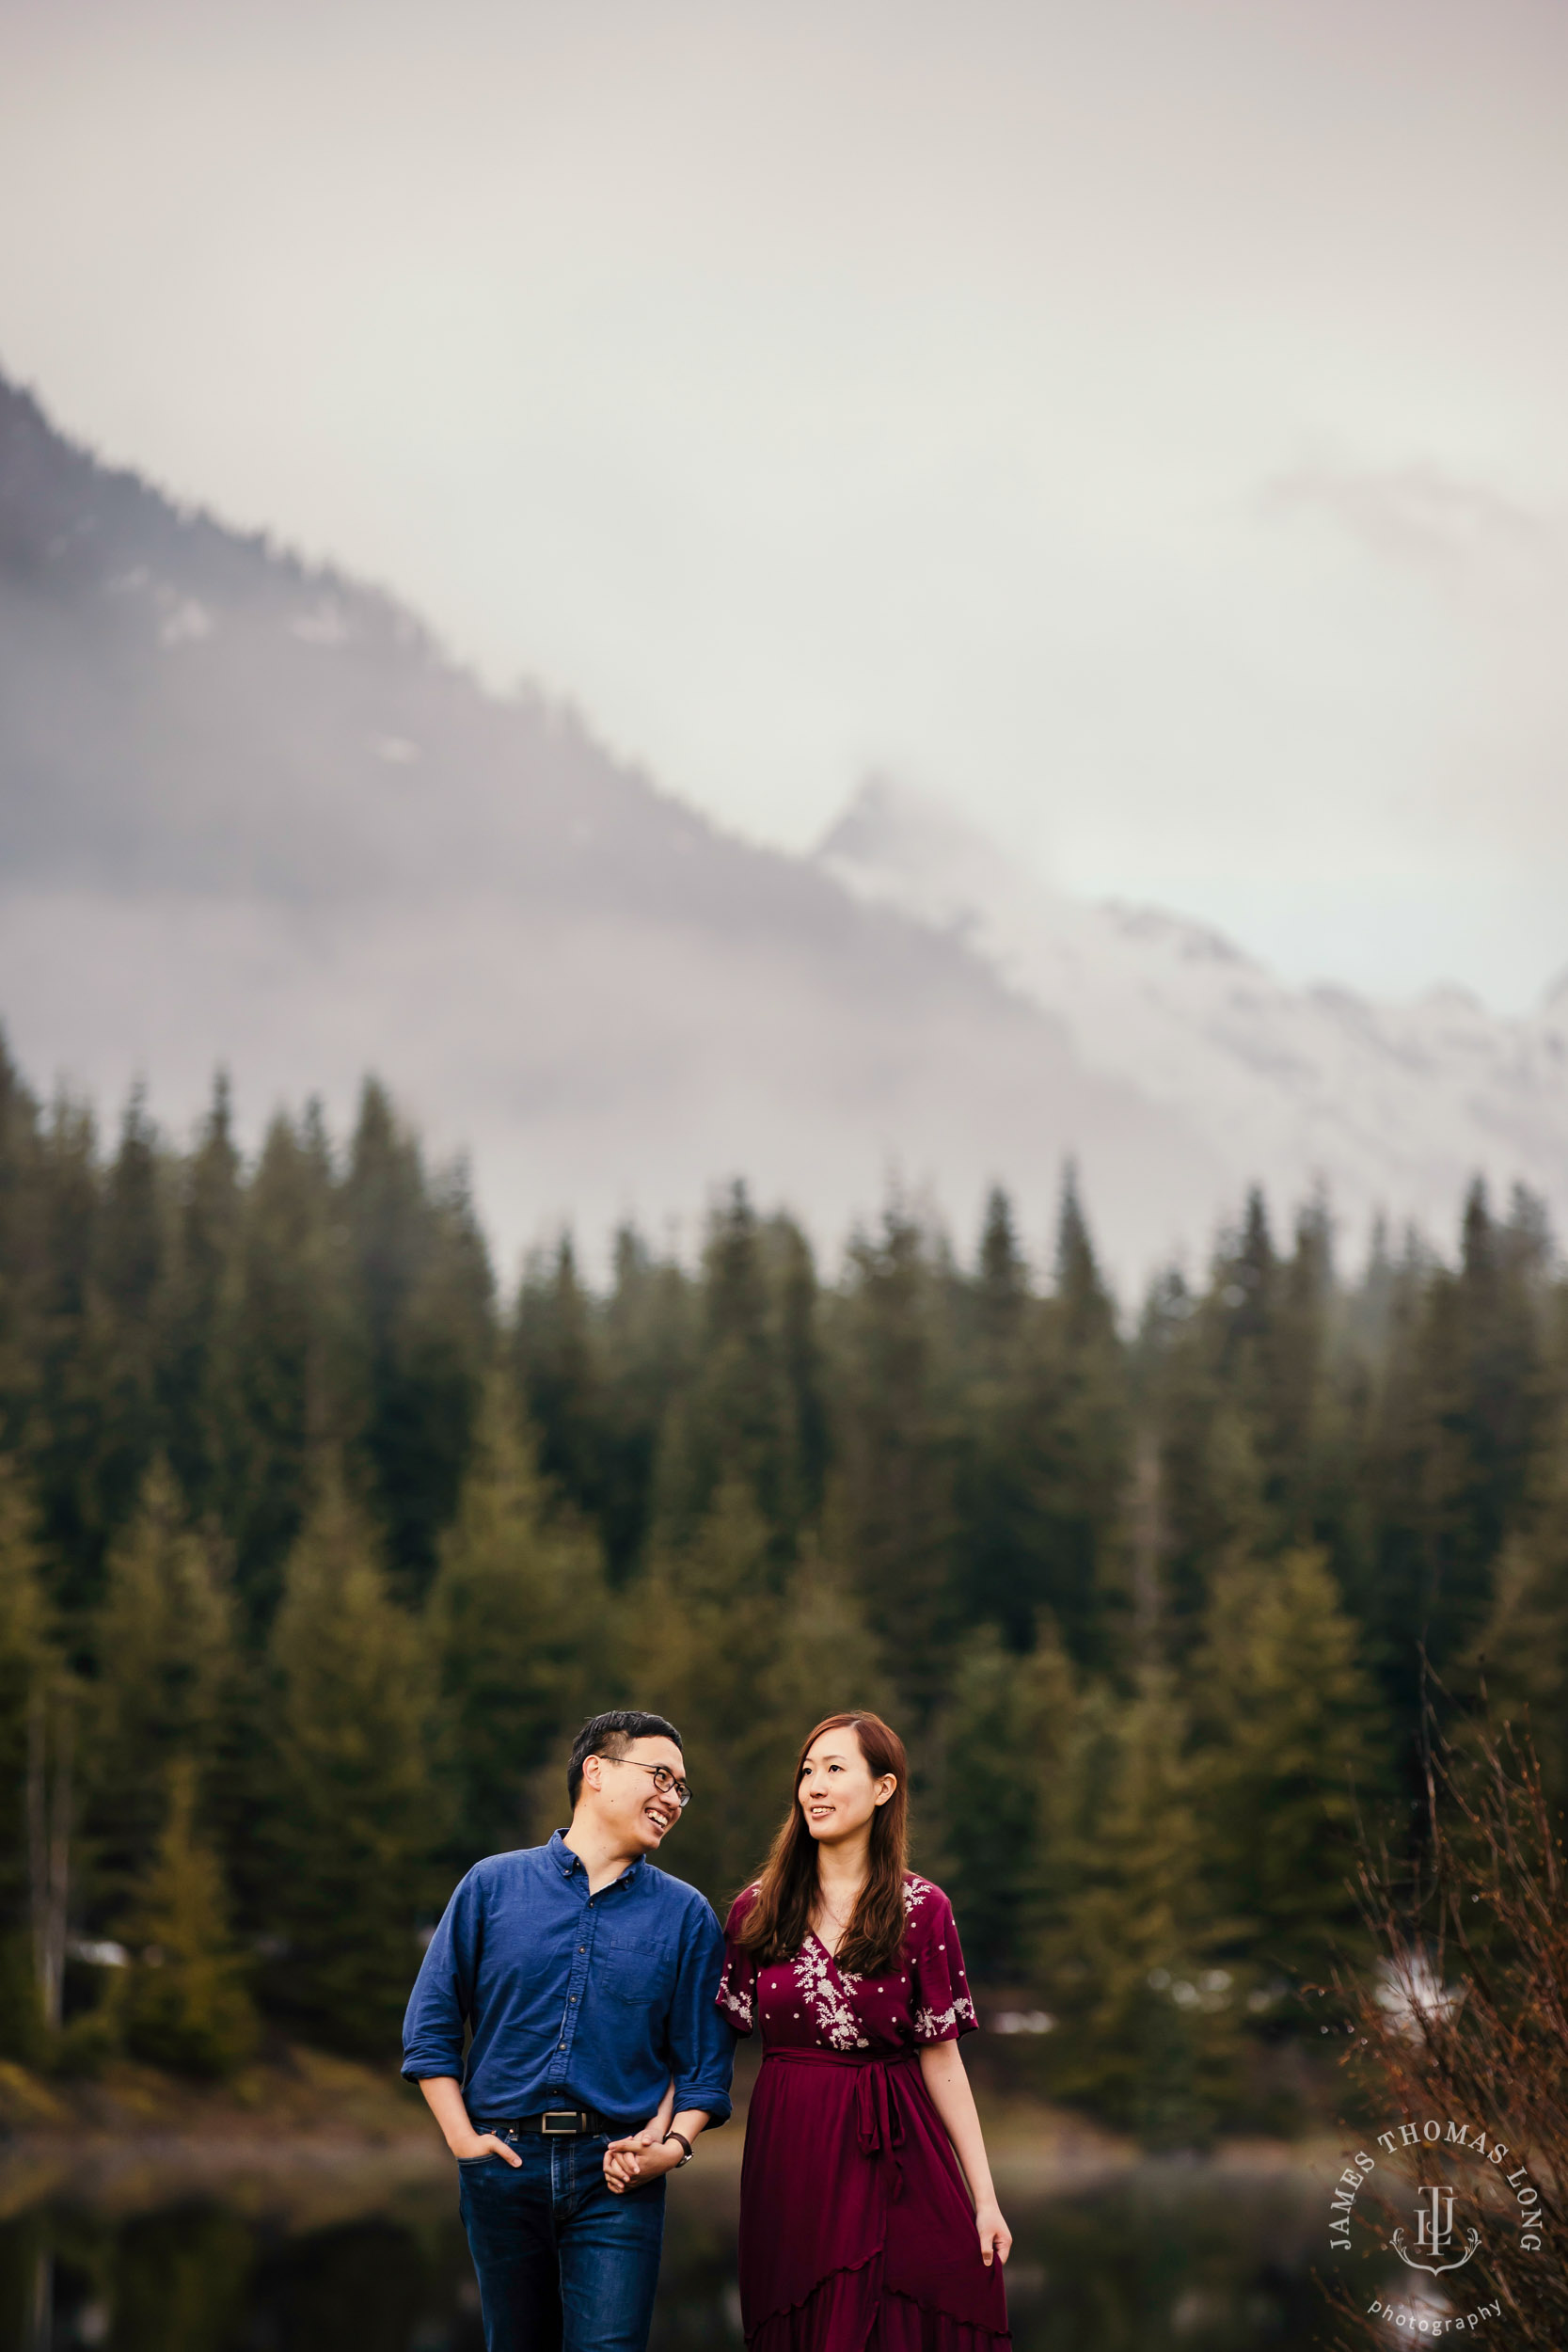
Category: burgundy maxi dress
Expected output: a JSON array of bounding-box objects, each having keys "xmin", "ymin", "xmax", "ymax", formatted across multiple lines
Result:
[{"xmin": 718, "ymin": 1875, "xmax": 1010, "ymax": 2352}]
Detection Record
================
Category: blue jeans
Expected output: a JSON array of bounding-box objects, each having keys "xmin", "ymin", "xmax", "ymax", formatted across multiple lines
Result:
[{"xmin": 457, "ymin": 2129, "xmax": 667, "ymax": 2352}]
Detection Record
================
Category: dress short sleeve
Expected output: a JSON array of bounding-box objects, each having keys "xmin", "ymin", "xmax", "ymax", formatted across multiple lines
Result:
[
  {"xmin": 716, "ymin": 1888, "xmax": 760, "ymax": 2037},
  {"xmin": 906, "ymin": 1879, "xmax": 978, "ymax": 2043}
]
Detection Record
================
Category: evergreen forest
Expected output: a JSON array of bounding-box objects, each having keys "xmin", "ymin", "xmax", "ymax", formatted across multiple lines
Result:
[{"xmin": 2, "ymin": 1034, "xmax": 1564, "ymax": 2141}]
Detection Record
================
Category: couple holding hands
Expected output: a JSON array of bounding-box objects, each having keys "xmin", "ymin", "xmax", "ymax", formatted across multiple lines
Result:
[{"xmin": 404, "ymin": 1707, "xmax": 1011, "ymax": 2352}]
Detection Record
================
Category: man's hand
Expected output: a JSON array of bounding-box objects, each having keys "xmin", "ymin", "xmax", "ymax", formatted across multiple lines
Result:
[
  {"xmin": 453, "ymin": 2127, "xmax": 523, "ymax": 2168},
  {"xmin": 604, "ymin": 2106, "xmax": 709, "ymax": 2193},
  {"xmin": 419, "ymin": 2075, "xmax": 522, "ymax": 2167},
  {"xmin": 603, "ymin": 2114, "xmax": 671, "ymax": 2193}
]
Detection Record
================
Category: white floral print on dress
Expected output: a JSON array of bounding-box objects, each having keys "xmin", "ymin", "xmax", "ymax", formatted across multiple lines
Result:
[
  {"xmin": 795, "ymin": 1936, "xmax": 869, "ymax": 2050},
  {"xmin": 911, "ymin": 1991, "xmax": 977, "ymax": 2040},
  {"xmin": 718, "ymin": 1979, "xmax": 753, "ymax": 2029}
]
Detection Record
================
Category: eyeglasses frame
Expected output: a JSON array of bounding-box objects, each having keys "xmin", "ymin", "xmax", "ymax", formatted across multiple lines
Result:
[{"xmin": 595, "ymin": 1755, "xmax": 693, "ymax": 1808}]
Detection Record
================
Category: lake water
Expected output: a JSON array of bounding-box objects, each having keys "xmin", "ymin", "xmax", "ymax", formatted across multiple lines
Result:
[{"xmin": 1, "ymin": 2162, "xmax": 1332, "ymax": 2350}]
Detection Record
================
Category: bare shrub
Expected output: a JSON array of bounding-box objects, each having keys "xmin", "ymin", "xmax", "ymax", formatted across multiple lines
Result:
[{"xmin": 1333, "ymin": 1716, "xmax": 1565, "ymax": 2350}]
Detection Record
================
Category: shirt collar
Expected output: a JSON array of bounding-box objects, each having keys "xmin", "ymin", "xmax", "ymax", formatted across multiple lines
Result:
[{"xmin": 547, "ymin": 1828, "xmax": 643, "ymax": 1885}]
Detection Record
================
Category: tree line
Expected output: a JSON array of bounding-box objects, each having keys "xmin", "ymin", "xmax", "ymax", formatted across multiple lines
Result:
[{"xmin": 1, "ymin": 1033, "xmax": 1563, "ymax": 2137}]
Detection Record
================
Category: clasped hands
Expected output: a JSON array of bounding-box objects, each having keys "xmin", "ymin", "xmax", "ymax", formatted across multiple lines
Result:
[
  {"xmin": 604, "ymin": 2084, "xmax": 685, "ymax": 2193},
  {"xmin": 603, "ymin": 2115, "xmax": 686, "ymax": 2193}
]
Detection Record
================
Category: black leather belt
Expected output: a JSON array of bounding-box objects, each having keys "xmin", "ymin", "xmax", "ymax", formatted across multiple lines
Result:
[{"xmin": 473, "ymin": 2107, "xmax": 614, "ymax": 2137}]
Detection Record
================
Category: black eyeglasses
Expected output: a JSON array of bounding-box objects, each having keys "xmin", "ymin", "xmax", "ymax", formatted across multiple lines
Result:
[{"xmin": 598, "ymin": 1756, "xmax": 692, "ymax": 1809}]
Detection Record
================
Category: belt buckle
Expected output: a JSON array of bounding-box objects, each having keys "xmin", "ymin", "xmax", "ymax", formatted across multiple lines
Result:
[{"xmin": 542, "ymin": 2109, "xmax": 582, "ymax": 2136}]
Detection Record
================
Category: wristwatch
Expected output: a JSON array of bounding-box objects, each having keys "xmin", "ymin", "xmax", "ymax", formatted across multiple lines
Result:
[{"xmin": 662, "ymin": 2130, "xmax": 693, "ymax": 2167}]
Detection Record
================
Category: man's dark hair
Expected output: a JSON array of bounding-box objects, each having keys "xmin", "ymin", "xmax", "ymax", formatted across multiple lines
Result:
[{"xmin": 566, "ymin": 1711, "xmax": 683, "ymax": 1810}]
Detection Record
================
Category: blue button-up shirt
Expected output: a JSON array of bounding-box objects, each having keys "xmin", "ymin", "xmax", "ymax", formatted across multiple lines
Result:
[{"xmin": 402, "ymin": 1833, "xmax": 735, "ymax": 2132}]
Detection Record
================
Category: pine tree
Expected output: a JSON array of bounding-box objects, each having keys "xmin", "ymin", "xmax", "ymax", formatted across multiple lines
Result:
[
  {"xmin": 631, "ymin": 1482, "xmax": 888, "ymax": 1911},
  {"xmin": 1443, "ymin": 1184, "xmax": 1548, "ymax": 1650},
  {"xmin": 159, "ymin": 1073, "xmax": 243, "ymax": 1527},
  {"xmin": 1037, "ymin": 1670, "xmax": 1241, "ymax": 2139},
  {"xmin": 1039, "ymin": 1171, "xmax": 1132, "ymax": 1662},
  {"xmin": 341, "ymin": 1080, "xmax": 493, "ymax": 1598},
  {"xmin": 92, "ymin": 1089, "xmax": 166, "ymax": 1545},
  {"xmin": 0, "ymin": 1459, "xmax": 51, "ymax": 2056},
  {"xmin": 1265, "ymin": 1200, "xmax": 1338, "ymax": 1545},
  {"xmin": 1468, "ymin": 1534, "xmax": 1568, "ymax": 1805},
  {"xmin": 1189, "ymin": 1546, "xmax": 1385, "ymax": 1992},
  {"xmin": 85, "ymin": 1459, "xmax": 236, "ymax": 1925},
  {"xmin": 226, "ymin": 1112, "xmax": 347, "ymax": 1629},
  {"xmin": 954, "ymin": 1178, "xmax": 1132, "ymax": 1664},
  {"xmin": 1364, "ymin": 1186, "xmax": 1550, "ymax": 1745},
  {"xmin": 428, "ymin": 1385, "xmax": 609, "ymax": 1869},
  {"xmin": 1359, "ymin": 1231, "xmax": 1445, "ymax": 1736},
  {"xmin": 0, "ymin": 1031, "xmax": 47, "ymax": 1466},
  {"xmin": 592, "ymin": 1225, "xmax": 698, "ymax": 1582},
  {"xmin": 832, "ymin": 1204, "xmax": 958, "ymax": 1724},
  {"xmin": 977, "ymin": 1186, "xmax": 1029, "ymax": 1351},
  {"xmin": 119, "ymin": 1756, "xmax": 258, "ymax": 2077},
  {"xmin": 952, "ymin": 1191, "xmax": 1035, "ymax": 1644},
  {"xmin": 935, "ymin": 1618, "xmax": 1077, "ymax": 1979},
  {"xmin": 1146, "ymin": 1362, "xmax": 1271, "ymax": 1650},
  {"xmin": 28, "ymin": 1094, "xmax": 114, "ymax": 1615},
  {"xmin": 1141, "ymin": 1190, "xmax": 1362, "ymax": 1666},
  {"xmin": 266, "ymin": 1471, "xmax": 438, "ymax": 2050},
  {"xmin": 515, "ymin": 1235, "xmax": 604, "ymax": 1525},
  {"xmin": 651, "ymin": 1186, "xmax": 813, "ymax": 1566},
  {"xmin": 774, "ymin": 1213, "xmax": 831, "ymax": 1532},
  {"xmin": 1467, "ymin": 1407, "xmax": 1568, "ymax": 1808}
]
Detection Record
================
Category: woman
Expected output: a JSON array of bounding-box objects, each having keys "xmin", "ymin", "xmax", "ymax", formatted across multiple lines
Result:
[{"xmin": 718, "ymin": 1710, "xmax": 1011, "ymax": 2352}]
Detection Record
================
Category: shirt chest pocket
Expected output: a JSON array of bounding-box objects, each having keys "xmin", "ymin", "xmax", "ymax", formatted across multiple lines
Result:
[{"xmin": 595, "ymin": 1931, "xmax": 678, "ymax": 2010}]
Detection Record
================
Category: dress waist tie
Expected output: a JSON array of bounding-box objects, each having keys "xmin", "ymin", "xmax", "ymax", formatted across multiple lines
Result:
[{"xmin": 765, "ymin": 2045, "xmax": 919, "ymax": 2193}]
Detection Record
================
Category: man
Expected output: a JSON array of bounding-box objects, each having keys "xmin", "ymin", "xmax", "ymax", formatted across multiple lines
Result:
[{"xmin": 404, "ymin": 1709, "xmax": 735, "ymax": 2352}]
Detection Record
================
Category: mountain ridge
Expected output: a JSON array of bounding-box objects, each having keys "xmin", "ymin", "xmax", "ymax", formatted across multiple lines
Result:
[
  {"xmin": 818, "ymin": 777, "xmax": 1568, "ymax": 1253},
  {"xmin": 0, "ymin": 371, "xmax": 1229, "ymax": 1283}
]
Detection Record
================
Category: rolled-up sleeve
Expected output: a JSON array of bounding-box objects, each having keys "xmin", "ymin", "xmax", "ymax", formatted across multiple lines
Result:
[
  {"xmin": 665, "ymin": 1899, "xmax": 736, "ymax": 2125},
  {"xmin": 402, "ymin": 1870, "xmax": 481, "ymax": 2082}
]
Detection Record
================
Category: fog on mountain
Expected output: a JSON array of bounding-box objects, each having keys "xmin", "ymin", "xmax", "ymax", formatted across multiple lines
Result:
[
  {"xmin": 6, "ymin": 375, "xmax": 1563, "ymax": 1292},
  {"xmin": 0, "ymin": 371, "xmax": 1250, "ymax": 1283}
]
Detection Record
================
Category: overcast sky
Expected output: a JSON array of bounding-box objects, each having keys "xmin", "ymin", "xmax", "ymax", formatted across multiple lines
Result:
[{"xmin": 4, "ymin": 0, "xmax": 1566, "ymax": 1009}]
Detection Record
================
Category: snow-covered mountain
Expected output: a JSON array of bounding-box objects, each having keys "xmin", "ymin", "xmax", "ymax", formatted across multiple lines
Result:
[
  {"xmin": 0, "ymin": 373, "xmax": 1227, "ymax": 1285},
  {"xmin": 819, "ymin": 779, "xmax": 1568, "ymax": 1252}
]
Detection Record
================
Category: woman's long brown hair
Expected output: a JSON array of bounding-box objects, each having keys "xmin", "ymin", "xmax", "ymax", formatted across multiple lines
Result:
[{"xmin": 737, "ymin": 1711, "xmax": 911, "ymax": 1978}]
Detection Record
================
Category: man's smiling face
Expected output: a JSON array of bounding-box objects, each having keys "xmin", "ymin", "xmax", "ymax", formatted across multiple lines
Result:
[{"xmin": 584, "ymin": 1736, "xmax": 688, "ymax": 1852}]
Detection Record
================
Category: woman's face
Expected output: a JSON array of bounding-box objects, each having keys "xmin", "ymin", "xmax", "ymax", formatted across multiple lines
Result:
[{"xmin": 798, "ymin": 1725, "xmax": 895, "ymax": 1847}]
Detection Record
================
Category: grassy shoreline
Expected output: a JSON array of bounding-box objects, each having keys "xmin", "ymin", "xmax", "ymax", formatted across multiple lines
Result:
[{"xmin": 0, "ymin": 2046, "xmax": 1350, "ymax": 2231}]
